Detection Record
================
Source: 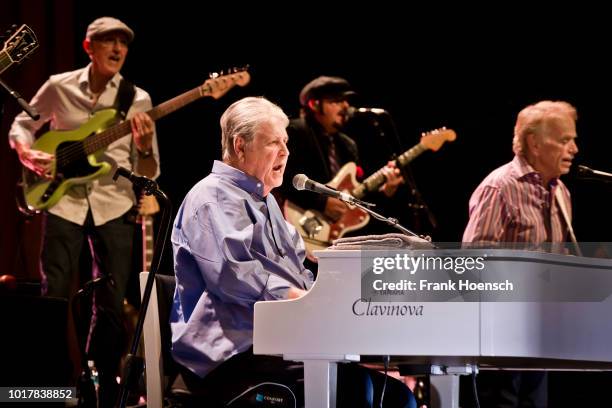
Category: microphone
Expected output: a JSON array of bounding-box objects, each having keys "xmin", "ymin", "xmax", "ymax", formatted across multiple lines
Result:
[
  {"xmin": 113, "ymin": 166, "xmax": 152, "ymax": 185},
  {"xmin": 113, "ymin": 166, "xmax": 159, "ymax": 194},
  {"xmin": 293, "ymin": 174, "xmax": 365, "ymax": 205},
  {"xmin": 346, "ymin": 106, "xmax": 388, "ymax": 119},
  {"xmin": 576, "ymin": 165, "xmax": 612, "ymax": 183}
]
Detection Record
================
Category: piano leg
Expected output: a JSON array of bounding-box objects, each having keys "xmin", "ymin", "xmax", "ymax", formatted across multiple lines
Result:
[
  {"xmin": 302, "ymin": 360, "xmax": 338, "ymax": 408},
  {"xmin": 430, "ymin": 375, "xmax": 460, "ymax": 408}
]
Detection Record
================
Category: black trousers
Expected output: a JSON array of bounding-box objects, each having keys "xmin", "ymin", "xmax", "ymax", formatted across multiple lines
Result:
[
  {"xmin": 41, "ymin": 211, "xmax": 135, "ymax": 408},
  {"xmin": 173, "ymin": 350, "xmax": 416, "ymax": 408}
]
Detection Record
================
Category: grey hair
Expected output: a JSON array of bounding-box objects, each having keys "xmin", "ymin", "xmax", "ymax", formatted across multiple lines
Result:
[
  {"xmin": 220, "ymin": 96, "xmax": 289, "ymax": 161},
  {"xmin": 512, "ymin": 100, "xmax": 577, "ymax": 156}
]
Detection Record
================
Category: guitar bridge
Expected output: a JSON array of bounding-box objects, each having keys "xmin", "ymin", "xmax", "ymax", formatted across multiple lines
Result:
[{"xmin": 299, "ymin": 214, "xmax": 323, "ymax": 239}]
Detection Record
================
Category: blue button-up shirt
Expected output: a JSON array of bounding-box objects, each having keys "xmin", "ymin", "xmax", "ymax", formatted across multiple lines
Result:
[{"xmin": 170, "ymin": 161, "xmax": 314, "ymax": 378}]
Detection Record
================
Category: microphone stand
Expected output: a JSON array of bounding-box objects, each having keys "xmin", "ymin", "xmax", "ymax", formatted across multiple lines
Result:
[
  {"xmin": 350, "ymin": 199, "xmax": 421, "ymax": 238},
  {"xmin": 399, "ymin": 164, "xmax": 438, "ymax": 232},
  {"xmin": 385, "ymin": 113, "xmax": 438, "ymax": 233},
  {"xmin": 386, "ymin": 111, "xmax": 438, "ymax": 233},
  {"xmin": 359, "ymin": 108, "xmax": 438, "ymax": 233},
  {"xmin": 0, "ymin": 76, "xmax": 40, "ymax": 120},
  {"xmin": 379, "ymin": 110, "xmax": 403, "ymax": 154},
  {"xmin": 73, "ymin": 274, "xmax": 112, "ymax": 407},
  {"xmin": 113, "ymin": 168, "xmax": 173, "ymax": 408}
]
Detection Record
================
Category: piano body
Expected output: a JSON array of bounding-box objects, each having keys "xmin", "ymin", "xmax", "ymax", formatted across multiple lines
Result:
[{"xmin": 254, "ymin": 249, "xmax": 612, "ymax": 408}]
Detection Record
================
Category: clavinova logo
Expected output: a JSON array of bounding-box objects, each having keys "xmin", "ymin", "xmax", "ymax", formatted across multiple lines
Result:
[{"xmin": 351, "ymin": 298, "xmax": 424, "ymax": 317}]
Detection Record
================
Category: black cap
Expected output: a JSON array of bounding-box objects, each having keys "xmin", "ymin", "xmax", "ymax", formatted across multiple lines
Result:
[{"xmin": 299, "ymin": 76, "xmax": 356, "ymax": 107}]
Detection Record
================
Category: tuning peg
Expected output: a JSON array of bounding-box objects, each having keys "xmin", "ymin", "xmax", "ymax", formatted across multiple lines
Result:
[
  {"xmin": 209, "ymin": 72, "xmax": 219, "ymax": 79},
  {"xmin": 230, "ymin": 65, "xmax": 248, "ymax": 73}
]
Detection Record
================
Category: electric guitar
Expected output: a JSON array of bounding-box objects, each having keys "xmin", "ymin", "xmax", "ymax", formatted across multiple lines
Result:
[
  {"xmin": 20, "ymin": 69, "xmax": 250, "ymax": 211},
  {"xmin": 137, "ymin": 194, "xmax": 160, "ymax": 271},
  {"xmin": 284, "ymin": 127, "xmax": 456, "ymax": 259},
  {"xmin": 0, "ymin": 24, "xmax": 38, "ymax": 74}
]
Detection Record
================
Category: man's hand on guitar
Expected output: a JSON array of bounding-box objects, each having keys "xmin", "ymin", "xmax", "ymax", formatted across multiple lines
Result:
[
  {"xmin": 379, "ymin": 161, "xmax": 404, "ymax": 197},
  {"xmin": 130, "ymin": 112, "xmax": 155, "ymax": 154},
  {"xmin": 324, "ymin": 197, "xmax": 349, "ymax": 222},
  {"xmin": 14, "ymin": 141, "xmax": 54, "ymax": 178}
]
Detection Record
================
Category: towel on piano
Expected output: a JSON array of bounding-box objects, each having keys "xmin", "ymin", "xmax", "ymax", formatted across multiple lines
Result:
[{"xmin": 329, "ymin": 233, "xmax": 434, "ymax": 250}]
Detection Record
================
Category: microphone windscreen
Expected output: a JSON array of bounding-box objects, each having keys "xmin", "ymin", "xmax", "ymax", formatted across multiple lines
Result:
[
  {"xmin": 346, "ymin": 106, "xmax": 357, "ymax": 118},
  {"xmin": 292, "ymin": 174, "xmax": 308, "ymax": 190}
]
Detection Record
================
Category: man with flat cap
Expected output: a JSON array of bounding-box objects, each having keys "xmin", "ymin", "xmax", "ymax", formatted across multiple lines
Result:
[
  {"xmin": 279, "ymin": 76, "xmax": 403, "ymax": 265},
  {"xmin": 9, "ymin": 16, "xmax": 159, "ymax": 407}
]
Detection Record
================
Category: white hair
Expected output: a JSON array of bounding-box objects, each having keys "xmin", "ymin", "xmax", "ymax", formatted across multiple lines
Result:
[
  {"xmin": 220, "ymin": 96, "xmax": 289, "ymax": 161},
  {"xmin": 512, "ymin": 100, "xmax": 577, "ymax": 156}
]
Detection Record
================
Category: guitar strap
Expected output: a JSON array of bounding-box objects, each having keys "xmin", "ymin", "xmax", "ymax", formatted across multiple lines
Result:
[
  {"xmin": 115, "ymin": 78, "xmax": 136, "ymax": 120},
  {"xmin": 116, "ymin": 78, "xmax": 139, "ymax": 218}
]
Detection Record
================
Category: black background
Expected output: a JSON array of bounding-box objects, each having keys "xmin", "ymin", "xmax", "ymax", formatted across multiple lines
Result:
[{"xmin": 3, "ymin": 3, "xmax": 612, "ymax": 275}]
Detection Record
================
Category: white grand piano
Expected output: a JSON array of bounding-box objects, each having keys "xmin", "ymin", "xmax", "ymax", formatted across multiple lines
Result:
[{"xmin": 254, "ymin": 249, "xmax": 612, "ymax": 408}]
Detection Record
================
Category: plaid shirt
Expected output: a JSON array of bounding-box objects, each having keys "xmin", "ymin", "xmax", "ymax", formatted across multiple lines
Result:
[{"xmin": 463, "ymin": 155, "xmax": 570, "ymax": 244}]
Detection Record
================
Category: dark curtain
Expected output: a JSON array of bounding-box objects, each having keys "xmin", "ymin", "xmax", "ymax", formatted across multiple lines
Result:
[{"xmin": 0, "ymin": 0, "xmax": 75, "ymax": 281}]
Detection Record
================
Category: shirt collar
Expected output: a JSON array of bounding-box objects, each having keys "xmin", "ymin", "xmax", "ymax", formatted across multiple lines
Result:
[
  {"xmin": 78, "ymin": 63, "xmax": 123, "ymax": 91},
  {"xmin": 212, "ymin": 160, "xmax": 266, "ymax": 198},
  {"xmin": 512, "ymin": 155, "xmax": 558, "ymax": 188}
]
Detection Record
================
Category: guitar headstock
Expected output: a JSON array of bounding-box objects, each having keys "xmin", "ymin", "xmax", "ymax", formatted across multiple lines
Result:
[
  {"xmin": 0, "ymin": 24, "xmax": 38, "ymax": 71},
  {"xmin": 200, "ymin": 67, "xmax": 251, "ymax": 99},
  {"xmin": 420, "ymin": 127, "xmax": 457, "ymax": 151}
]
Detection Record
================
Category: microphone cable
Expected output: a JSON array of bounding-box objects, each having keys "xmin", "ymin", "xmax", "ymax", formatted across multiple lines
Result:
[{"xmin": 379, "ymin": 355, "xmax": 390, "ymax": 408}]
